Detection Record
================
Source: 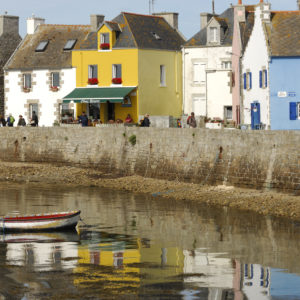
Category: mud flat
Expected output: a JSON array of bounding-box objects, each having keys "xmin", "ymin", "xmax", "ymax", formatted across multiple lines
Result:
[{"xmin": 0, "ymin": 161, "xmax": 299, "ymax": 221}]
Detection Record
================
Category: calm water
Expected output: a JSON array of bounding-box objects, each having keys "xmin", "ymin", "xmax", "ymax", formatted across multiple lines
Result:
[{"xmin": 0, "ymin": 183, "xmax": 299, "ymax": 299}]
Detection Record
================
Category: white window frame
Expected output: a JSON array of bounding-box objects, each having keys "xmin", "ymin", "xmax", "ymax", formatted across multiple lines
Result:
[
  {"xmin": 100, "ymin": 33, "xmax": 110, "ymax": 44},
  {"xmin": 210, "ymin": 27, "xmax": 218, "ymax": 43},
  {"xmin": 224, "ymin": 106, "xmax": 233, "ymax": 120},
  {"xmin": 222, "ymin": 61, "xmax": 232, "ymax": 70},
  {"xmin": 23, "ymin": 74, "xmax": 31, "ymax": 89},
  {"xmin": 298, "ymin": 103, "xmax": 300, "ymax": 120},
  {"xmin": 112, "ymin": 64, "xmax": 122, "ymax": 79},
  {"xmin": 246, "ymin": 72, "xmax": 252, "ymax": 90},
  {"xmin": 29, "ymin": 103, "xmax": 38, "ymax": 119},
  {"xmin": 193, "ymin": 63, "xmax": 206, "ymax": 84},
  {"xmin": 160, "ymin": 65, "xmax": 166, "ymax": 87},
  {"xmin": 88, "ymin": 65, "xmax": 98, "ymax": 79},
  {"xmin": 51, "ymin": 72, "xmax": 60, "ymax": 87},
  {"xmin": 263, "ymin": 69, "xmax": 267, "ymax": 88}
]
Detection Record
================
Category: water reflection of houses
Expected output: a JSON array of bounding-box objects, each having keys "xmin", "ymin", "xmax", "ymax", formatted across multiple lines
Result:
[{"xmin": 3, "ymin": 232, "xmax": 79, "ymax": 271}]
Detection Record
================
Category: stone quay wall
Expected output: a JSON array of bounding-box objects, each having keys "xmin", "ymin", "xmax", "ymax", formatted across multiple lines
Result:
[{"xmin": 0, "ymin": 127, "xmax": 299, "ymax": 193}]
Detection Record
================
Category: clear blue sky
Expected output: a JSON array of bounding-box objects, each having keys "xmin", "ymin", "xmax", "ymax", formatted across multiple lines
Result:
[{"xmin": 1, "ymin": 0, "xmax": 298, "ymax": 39}]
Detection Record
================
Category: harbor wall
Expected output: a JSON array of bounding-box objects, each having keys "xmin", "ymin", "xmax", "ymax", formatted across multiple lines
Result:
[{"xmin": 0, "ymin": 127, "xmax": 299, "ymax": 193}]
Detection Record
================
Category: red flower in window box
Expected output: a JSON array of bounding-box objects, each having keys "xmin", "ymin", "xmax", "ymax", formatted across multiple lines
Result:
[
  {"xmin": 100, "ymin": 43, "xmax": 110, "ymax": 50},
  {"xmin": 51, "ymin": 86, "xmax": 59, "ymax": 92},
  {"xmin": 88, "ymin": 78, "xmax": 99, "ymax": 85},
  {"xmin": 112, "ymin": 78, "xmax": 122, "ymax": 84}
]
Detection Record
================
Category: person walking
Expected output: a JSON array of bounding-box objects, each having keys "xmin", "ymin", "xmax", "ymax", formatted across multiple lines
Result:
[
  {"xmin": 30, "ymin": 111, "xmax": 38, "ymax": 127},
  {"xmin": 7, "ymin": 114, "xmax": 15, "ymax": 127},
  {"xmin": 187, "ymin": 112, "xmax": 197, "ymax": 128},
  {"xmin": 0, "ymin": 115, "xmax": 6, "ymax": 127},
  {"xmin": 78, "ymin": 112, "xmax": 89, "ymax": 127},
  {"xmin": 17, "ymin": 115, "xmax": 26, "ymax": 126},
  {"xmin": 142, "ymin": 114, "xmax": 150, "ymax": 127}
]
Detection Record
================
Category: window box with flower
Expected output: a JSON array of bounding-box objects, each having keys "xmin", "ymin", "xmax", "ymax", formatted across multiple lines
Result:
[
  {"xmin": 100, "ymin": 43, "xmax": 110, "ymax": 50},
  {"xmin": 50, "ymin": 86, "xmax": 59, "ymax": 92},
  {"xmin": 112, "ymin": 78, "xmax": 122, "ymax": 84},
  {"xmin": 88, "ymin": 78, "xmax": 99, "ymax": 85}
]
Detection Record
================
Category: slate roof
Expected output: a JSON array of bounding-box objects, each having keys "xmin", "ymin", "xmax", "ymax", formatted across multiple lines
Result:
[
  {"xmin": 80, "ymin": 12, "xmax": 185, "ymax": 51},
  {"xmin": 265, "ymin": 11, "xmax": 300, "ymax": 57},
  {"xmin": 5, "ymin": 24, "xmax": 91, "ymax": 70},
  {"xmin": 184, "ymin": 8, "xmax": 234, "ymax": 47},
  {"xmin": 0, "ymin": 33, "xmax": 22, "ymax": 69}
]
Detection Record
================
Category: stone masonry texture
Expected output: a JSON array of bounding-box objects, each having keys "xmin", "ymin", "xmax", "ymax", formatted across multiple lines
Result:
[{"xmin": 0, "ymin": 127, "xmax": 299, "ymax": 193}]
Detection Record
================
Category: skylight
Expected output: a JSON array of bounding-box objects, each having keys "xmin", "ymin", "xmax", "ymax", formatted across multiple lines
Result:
[
  {"xmin": 151, "ymin": 32, "xmax": 161, "ymax": 40},
  {"xmin": 35, "ymin": 40, "xmax": 49, "ymax": 52},
  {"xmin": 64, "ymin": 39, "xmax": 77, "ymax": 50}
]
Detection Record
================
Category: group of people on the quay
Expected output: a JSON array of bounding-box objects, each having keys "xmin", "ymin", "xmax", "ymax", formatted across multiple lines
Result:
[
  {"xmin": 0, "ymin": 111, "xmax": 38, "ymax": 127},
  {"xmin": 77, "ymin": 112, "xmax": 151, "ymax": 127}
]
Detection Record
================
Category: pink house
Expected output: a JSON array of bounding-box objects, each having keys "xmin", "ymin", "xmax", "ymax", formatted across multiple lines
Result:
[{"xmin": 231, "ymin": 1, "xmax": 255, "ymax": 125}]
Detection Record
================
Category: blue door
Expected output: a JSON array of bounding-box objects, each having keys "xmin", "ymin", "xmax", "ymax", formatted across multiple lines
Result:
[{"xmin": 251, "ymin": 102, "xmax": 261, "ymax": 130}]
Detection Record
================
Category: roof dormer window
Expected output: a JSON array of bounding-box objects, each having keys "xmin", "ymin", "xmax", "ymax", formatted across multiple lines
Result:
[
  {"xmin": 64, "ymin": 39, "xmax": 77, "ymax": 51},
  {"xmin": 209, "ymin": 27, "xmax": 218, "ymax": 43},
  {"xmin": 100, "ymin": 33, "xmax": 110, "ymax": 50},
  {"xmin": 151, "ymin": 32, "xmax": 161, "ymax": 40},
  {"xmin": 35, "ymin": 40, "xmax": 49, "ymax": 52}
]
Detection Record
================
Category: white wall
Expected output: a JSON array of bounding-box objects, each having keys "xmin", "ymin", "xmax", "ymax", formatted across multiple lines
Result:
[
  {"xmin": 182, "ymin": 46, "xmax": 232, "ymax": 120},
  {"xmin": 241, "ymin": 5, "xmax": 270, "ymax": 127},
  {"xmin": 5, "ymin": 68, "xmax": 76, "ymax": 126}
]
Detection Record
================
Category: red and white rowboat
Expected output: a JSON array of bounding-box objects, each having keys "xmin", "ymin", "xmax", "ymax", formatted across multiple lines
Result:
[{"xmin": 0, "ymin": 210, "xmax": 81, "ymax": 232}]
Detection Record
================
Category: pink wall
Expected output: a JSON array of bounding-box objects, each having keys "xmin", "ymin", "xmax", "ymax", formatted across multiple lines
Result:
[{"xmin": 232, "ymin": 6, "xmax": 243, "ymax": 125}]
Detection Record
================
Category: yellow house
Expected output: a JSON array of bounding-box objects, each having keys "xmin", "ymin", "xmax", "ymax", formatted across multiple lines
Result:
[{"xmin": 64, "ymin": 12, "xmax": 185, "ymax": 124}]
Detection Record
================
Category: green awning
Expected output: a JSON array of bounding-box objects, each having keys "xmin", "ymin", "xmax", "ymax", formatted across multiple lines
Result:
[{"xmin": 63, "ymin": 87, "xmax": 136, "ymax": 103}]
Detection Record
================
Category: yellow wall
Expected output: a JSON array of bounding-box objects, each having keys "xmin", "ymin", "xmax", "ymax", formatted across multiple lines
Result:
[
  {"xmin": 138, "ymin": 49, "xmax": 183, "ymax": 118},
  {"xmin": 72, "ymin": 47, "xmax": 139, "ymax": 123}
]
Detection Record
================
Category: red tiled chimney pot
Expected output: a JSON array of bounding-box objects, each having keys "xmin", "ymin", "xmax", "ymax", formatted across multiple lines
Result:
[{"xmin": 238, "ymin": 0, "xmax": 242, "ymax": 4}]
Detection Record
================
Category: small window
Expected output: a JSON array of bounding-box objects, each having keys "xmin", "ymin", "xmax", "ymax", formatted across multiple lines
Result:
[
  {"xmin": 222, "ymin": 61, "xmax": 232, "ymax": 70},
  {"xmin": 51, "ymin": 72, "xmax": 60, "ymax": 87},
  {"xmin": 209, "ymin": 27, "xmax": 218, "ymax": 42},
  {"xmin": 224, "ymin": 106, "xmax": 233, "ymax": 119},
  {"xmin": 244, "ymin": 72, "xmax": 252, "ymax": 90},
  {"xmin": 193, "ymin": 63, "xmax": 206, "ymax": 84},
  {"xmin": 64, "ymin": 39, "xmax": 77, "ymax": 50},
  {"xmin": 100, "ymin": 33, "xmax": 110, "ymax": 44},
  {"xmin": 112, "ymin": 64, "xmax": 122, "ymax": 79},
  {"xmin": 23, "ymin": 74, "xmax": 31, "ymax": 89},
  {"xmin": 160, "ymin": 65, "xmax": 166, "ymax": 86},
  {"xmin": 35, "ymin": 41, "xmax": 49, "ymax": 52},
  {"xmin": 290, "ymin": 102, "xmax": 300, "ymax": 120},
  {"xmin": 29, "ymin": 104, "xmax": 38, "ymax": 119},
  {"xmin": 88, "ymin": 65, "xmax": 98, "ymax": 79}
]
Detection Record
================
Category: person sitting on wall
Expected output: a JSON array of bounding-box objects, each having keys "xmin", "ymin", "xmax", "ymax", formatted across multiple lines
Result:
[
  {"xmin": 78, "ymin": 112, "xmax": 88, "ymax": 127},
  {"xmin": 108, "ymin": 119, "xmax": 115, "ymax": 124},
  {"xmin": 125, "ymin": 114, "xmax": 133, "ymax": 123},
  {"xmin": 116, "ymin": 119, "xmax": 123, "ymax": 124},
  {"xmin": 30, "ymin": 111, "xmax": 39, "ymax": 127},
  {"xmin": 7, "ymin": 113, "xmax": 15, "ymax": 127}
]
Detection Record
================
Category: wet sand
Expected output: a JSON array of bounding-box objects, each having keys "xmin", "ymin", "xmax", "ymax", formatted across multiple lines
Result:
[{"xmin": 0, "ymin": 161, "xmax": 299, "ymax": 221}]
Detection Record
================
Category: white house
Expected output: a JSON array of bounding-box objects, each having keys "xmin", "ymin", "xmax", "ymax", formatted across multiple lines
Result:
[
  {"xmin": 240, "ymin": 1, "xmax": 271, "ymax": 129},
  {"xmin": 4, "ymin": 16, "xmax": 101, "ymax": 126},
  {"xmin": 182, "ymin": 8, "xmax": 234, "ymax": 124}
]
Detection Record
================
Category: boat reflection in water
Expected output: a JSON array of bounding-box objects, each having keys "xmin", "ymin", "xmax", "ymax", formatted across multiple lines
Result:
[{"xmin": 2, "ymin": 231, "xmax": 80, "ymax": 271}]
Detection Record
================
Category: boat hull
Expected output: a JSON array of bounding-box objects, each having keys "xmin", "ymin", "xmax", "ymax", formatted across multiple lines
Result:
[{"xmin": 1, "ymin": 211, "xmax": 81, "ymax": 232}]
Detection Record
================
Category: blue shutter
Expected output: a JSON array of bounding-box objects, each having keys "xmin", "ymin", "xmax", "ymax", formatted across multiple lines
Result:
[
  {"xmin": 290, "ymin": 102, "xmax": 297, "ymax": 120},
  {"xmin": 259, "ymin": 71, "xmax": 262, "ymax": 88},
  {"xmin": 243, "ymin": 73, "xmax": 247, "ymax": 90},
  {"xmin": 264, "ymin": 70, "xmax": 268, "ymax": 87},
  {"xmin": 249, "ymin": 72, "xmax": 252, "ymax": 89}
]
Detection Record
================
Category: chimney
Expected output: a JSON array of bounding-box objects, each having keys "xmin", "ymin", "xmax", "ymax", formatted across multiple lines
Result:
[
  {"xmin": 200, "ymin": 13, "xmax": 212, "ymax": 29},
  {"xmin": 27, "ymin": 15, "xmax": 45, "ymax": 35},
  {"xmin": 90, "ymin": 14, "xmax": 105, "ymax": 32},
  {"xmin": 0, "ymin": 15, "xmax": 19, "ymax": 36},
  {"xmin": 153, "ymin": 12, "xmax": 179, "ymax": 30},
  {"xmin": 297, "ymin": 0, "xmax": 300, "ymax": 10},
  {"xmin": 235, "ymin": 0, "xmax": 245, "ymax": 23},
  {"xmin": 260, "ymin": 1, "xmax": 271, "ymax": 23}
]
